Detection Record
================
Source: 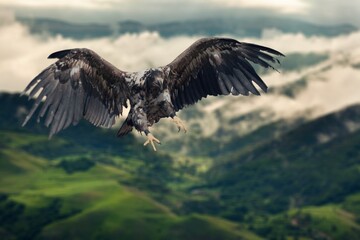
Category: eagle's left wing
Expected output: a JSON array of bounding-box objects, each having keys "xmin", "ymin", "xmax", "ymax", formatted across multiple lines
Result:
[
  {"xmin": 22, "ymin": 48, "xmax": 131, "ymax": 137},
  {"xmin": 164, "ymin": 37, "xmax": 284, "ymax": 111}
]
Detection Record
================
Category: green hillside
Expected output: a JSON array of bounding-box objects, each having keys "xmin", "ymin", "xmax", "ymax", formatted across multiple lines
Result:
[
  {"xmin": 0, "ymin": 93, "xmax": 259, "ymax": 239},
  {"xmin": 1, "ymin": 92, "xmax": 360, "ymax": 239},
  {"xmin": 0, "ymin": 131, "xmax": 259, "ymax": 240},
  {"xmin": 202, "ymin": 105, "xmax": 360, "ymax": 239}
]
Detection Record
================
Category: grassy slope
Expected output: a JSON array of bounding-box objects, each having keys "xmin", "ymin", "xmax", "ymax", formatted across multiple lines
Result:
[
  {"xmin": 202, "ymin": 105, "xmax": 360, "ymax": 239},
  {"xmin": 257, "ymin": 205, "xmax": 360, "ymax": 240},
  {"xmin": 2, "ymin": 93, "xmax": 360, "ymax": 239},
  {"xmin": 0, "ymin": 131, "xmax": 259, "ymax": 240}
]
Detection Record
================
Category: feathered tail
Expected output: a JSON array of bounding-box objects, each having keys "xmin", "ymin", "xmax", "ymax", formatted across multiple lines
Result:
[{"xmin": 117, "ymin": 117, "xmax": 133, "ymax": 137}]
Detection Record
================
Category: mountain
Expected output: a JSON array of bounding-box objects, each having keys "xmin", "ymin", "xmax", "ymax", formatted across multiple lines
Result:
[
  {"xmin": 0, "ymin": 92, "xmax": 260, "ymax": 240},
  {"xmin": 201, "ymin": 104, "xmax": 360, "ymax": 239},
  {"xmin": 207, "ymin": 104, "xmax": 360, "ymax": 209},
  {"xmin": 18, "ymin": 17, "xmax": 358, "ymax": 39},
  {"xmin": 0, "ymin": 132, "xmax": 255, "ymax": 240},
  {"xmin": 1, "ymin": 85, "xmax": 360, "ymax": 240},
  {"xmin": 150, "ymin": 17, "xmax": 357, "ymax": 38}
]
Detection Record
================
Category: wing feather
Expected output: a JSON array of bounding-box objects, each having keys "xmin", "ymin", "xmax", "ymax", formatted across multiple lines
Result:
[
  {"xmin": 22, "ymin": 48, "xmax": 131, "ymax": 137},
  {"xmin": 64, "ymin": 88, "xmax": 75, "ymax": 129},
  {"xmin": 165, "ymin": 37, "xmax": 284, "ymax": 111}
]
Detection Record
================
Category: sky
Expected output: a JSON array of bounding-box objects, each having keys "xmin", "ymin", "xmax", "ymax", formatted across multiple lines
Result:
[{"xmin": 0, "ymin": 0, "xmax": 359, "ymax": 26}]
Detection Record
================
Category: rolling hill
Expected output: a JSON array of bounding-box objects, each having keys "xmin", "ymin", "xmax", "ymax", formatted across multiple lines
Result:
[{"xmin": 0, "ymin": 93, "xmax": 259, "ymax": 240}]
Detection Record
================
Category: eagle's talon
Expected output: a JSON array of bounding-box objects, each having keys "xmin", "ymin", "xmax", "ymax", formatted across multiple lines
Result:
[
  {"xmin": 144, "ymin": 133, "xmax": 161, "ymax": 151},
  {"xmin": 171, "ymin": 116, "xmax": 187, "ymax": 133}
]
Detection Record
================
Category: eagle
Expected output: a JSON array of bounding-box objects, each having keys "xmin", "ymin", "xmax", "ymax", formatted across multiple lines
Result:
[{"xmin": 22, "ymin": 37, "xmax": 283, "ymax": 151}]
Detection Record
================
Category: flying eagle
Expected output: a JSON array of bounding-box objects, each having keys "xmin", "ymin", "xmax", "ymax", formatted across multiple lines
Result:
[{"xmin": 22, "ymin": 37, "xmax": 283, "ymax": 151}]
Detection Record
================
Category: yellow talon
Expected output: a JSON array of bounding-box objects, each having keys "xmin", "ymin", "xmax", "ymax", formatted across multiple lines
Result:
[
  {"xmin": 171, "ymin": 116, "xmax": 187, "ymax": 133},
  {"xmin": 144, "ymin": 133, "xmax": 161, "ymax": 151}
]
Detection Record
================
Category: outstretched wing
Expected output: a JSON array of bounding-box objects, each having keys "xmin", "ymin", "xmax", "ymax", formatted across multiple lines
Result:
[
  {"xmin": 165, "ymin": 37, "xmax": 284, "ymax": 111},
  {"xmin": 22, "ymin": 48, "xmax": 131, "ymax": 137}
]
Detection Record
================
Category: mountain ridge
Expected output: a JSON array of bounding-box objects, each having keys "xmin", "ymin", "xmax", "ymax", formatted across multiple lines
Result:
[{"xmin": 18, "ymin": 16, "xmax": 358, "ymax": 39}]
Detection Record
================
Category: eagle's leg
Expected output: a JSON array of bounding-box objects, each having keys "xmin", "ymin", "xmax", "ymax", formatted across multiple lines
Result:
[
  {"xmin": 143, "ymin": 130, "xmax": 161, "ymax": 151},
  {"xmin": 129, "ymin": 97, "xmax": 161, "ymax": 151},
  {"xmin": 170, "ymin": 115, "xmax": 187, "ymax": 133}
]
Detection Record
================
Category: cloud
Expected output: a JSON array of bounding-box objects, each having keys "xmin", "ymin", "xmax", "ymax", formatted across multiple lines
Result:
[
  {"xmin": 197, "ymin": 57, "xmax": 360, "ymax": 137},
  {"xmin": 0, "ymin": 0, "xmax": 224, "ymax": 24},
  {"xmin": 302, "ymin": 0, "xmax": 360, "ymax": 26},
  {"xmin": 0, "ymin": 0, "xmax": 309, "ymax": 14},
  {"xmin": 217, "ymin": 35, "xmax": 360, "ymax": 118},
  {"xmin": 1, "ymin": 0, "xmax": 359, "ymax": 28},
  {"xmin": 0, "ymin": 20, "xmax": 199, "ymax": 92},
  {"xmin": 0, "ymin": 9, "xmax": 15, "ymax": 24},
  {"xmin": 1, "ymin": 17, "xmax": 360, "ymax": 92},
  {"xmin": 212, "ymin": 0, "xmax": 309, "ymax": 14},
  {"xmin": 244, "ymin": 29, "xmax": 360, "ymax": 54},
  {"xmin": 0, "ymin": 0, "xmax": 128, "ymax": 9}
]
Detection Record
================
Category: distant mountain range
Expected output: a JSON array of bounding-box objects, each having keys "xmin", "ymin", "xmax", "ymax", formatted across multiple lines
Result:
[{"xmin": 18, "ymin": 17, "xmax": 358, "ymax": 39}]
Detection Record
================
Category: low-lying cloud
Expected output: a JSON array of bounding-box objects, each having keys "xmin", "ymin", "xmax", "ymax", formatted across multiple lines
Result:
[
  {"xmin": 1, "ymin": 18, "xmax": 360, "ymax": 93},
  {"xmin": 215, "ymin": 0, "xmax": 309, "ymax": 14},
  {"xmin": 0, "ymin": 18, "xmax": 360, "ymax": 132},
  {"xmin": 0, "ymin": 21, "xmax": 197, "ymax": 92}
]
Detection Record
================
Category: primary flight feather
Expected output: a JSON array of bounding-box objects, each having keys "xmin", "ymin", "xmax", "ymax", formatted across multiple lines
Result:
[{"xmin": 22, "ymin": 37, "xmax": 284, "ymax": 151}]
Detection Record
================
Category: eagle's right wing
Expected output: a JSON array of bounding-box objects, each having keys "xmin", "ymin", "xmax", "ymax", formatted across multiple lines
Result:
[
  {"xmin": 22, "ymin": 48, "xmax": 131, "ymax": 137},
  {"xmin": 164, "ymin": 38, "xmax": 284, "ymax": 111}
]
